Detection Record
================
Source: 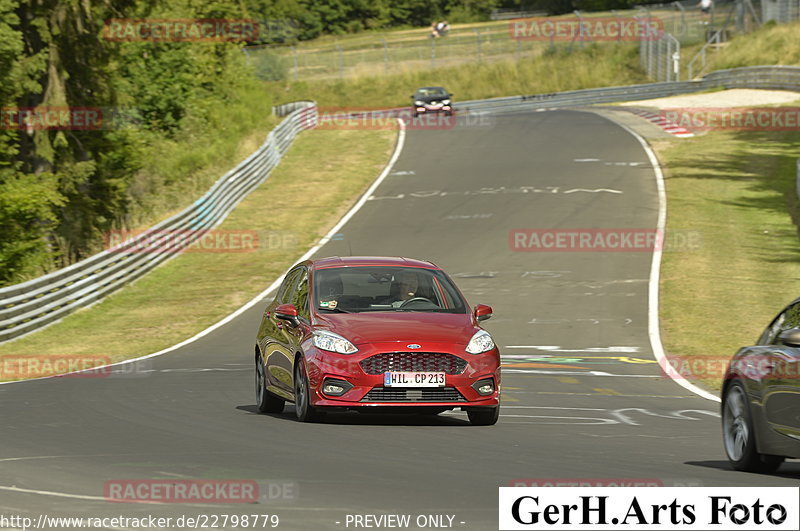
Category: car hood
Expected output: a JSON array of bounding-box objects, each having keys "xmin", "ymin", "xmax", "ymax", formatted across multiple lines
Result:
[{"xmin": 315, "ymin": 312, "xmax": 476, "ymax": 346}]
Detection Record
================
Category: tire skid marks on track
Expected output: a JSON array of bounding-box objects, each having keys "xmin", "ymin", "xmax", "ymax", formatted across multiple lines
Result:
[
  {"xmin": 504, "ymin": 345, "xmax": 640, "ymax": 353},
  {"xmin": 527, "ymin": 317, "xmax": 634, "ymax": 325},
  {"xmin": 444, "ymin": 405, "xmax": 719, "ymax": 425},
  {"xmin": 367, "ymin": 186, "xmax": 623, "ymax": 201},
  {"xmin": 503, "ymin": 369, "xmax": 656, "ymax": 377},
  {"xmin": 573, "ymin": 158, "xmax": 650, "ymax": 167}
]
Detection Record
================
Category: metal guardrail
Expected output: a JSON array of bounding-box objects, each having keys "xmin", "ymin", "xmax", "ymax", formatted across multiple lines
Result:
[
  {"xmin": 2, "ymin": 65, "xmax": 800, "ymax": 343},
  {"xmin": 489, "ymin": 9, "xmax": 546, "ymax": 20},
  {"xmin": 0, "ymin": 102, "xmax": 317, "ymax": 343},
  {"xmin": 457, "ymin": 65, "xmax": 800, "ymax": 114}
]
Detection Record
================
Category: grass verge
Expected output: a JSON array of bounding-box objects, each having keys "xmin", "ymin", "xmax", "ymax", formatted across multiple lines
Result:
[
  {"xmin": 681, "ymin": 19, "xmax": 800, "ymax": 80},
  {"xmin": 653, "ymin": 125, "xmax": 800, "ymax": 392},
  {"xmin": 0, "ymin": 127, "xmax": 395, "ymax": 381},
  {"xmin": 268, "ymin": 42, "xmax": 648, "ymax": 108}
]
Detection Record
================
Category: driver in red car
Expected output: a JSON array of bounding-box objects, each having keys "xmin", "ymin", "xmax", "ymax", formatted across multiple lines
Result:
[{"xmin": 390, "ymin": 270, "xmax": 421, "ymax": 307}]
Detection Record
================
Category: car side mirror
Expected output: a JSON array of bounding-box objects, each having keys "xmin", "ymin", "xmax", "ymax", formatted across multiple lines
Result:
[
  {"xmin": 778, "ymin": 328, "xmax": 800, "ymax": 347},
  {"xmin": 275, "ymin": 303, "xmax": 300, "ymax": 326},
  {"xmin": 474, "ymin": 304, "xmax": 493, "ymax": 322}
]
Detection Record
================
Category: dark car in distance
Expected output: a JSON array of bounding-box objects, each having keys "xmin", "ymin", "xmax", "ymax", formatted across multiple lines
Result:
[
  {"xmin": 254, "ymin": 257, "xmax": 500, "ymax": 425},
  {"xmin": 722, "ymin": 297, "xmax": 800, "ymax": 472},
  {"xmin": 411, "ymin": 87, "xmax": 453, "ymax": 118}
]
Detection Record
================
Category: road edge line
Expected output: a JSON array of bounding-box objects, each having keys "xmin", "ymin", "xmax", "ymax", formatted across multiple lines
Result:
[{"xmin": 617, "ymin": 122, "xmax": 720, "ymax": 403}]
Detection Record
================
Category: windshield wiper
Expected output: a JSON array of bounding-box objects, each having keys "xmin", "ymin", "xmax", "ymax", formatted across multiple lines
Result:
[{"xmin": 317, "ymin": 307, "xmax": 352, "ymax": 313}]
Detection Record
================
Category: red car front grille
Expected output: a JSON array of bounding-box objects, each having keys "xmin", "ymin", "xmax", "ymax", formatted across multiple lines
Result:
[
  {"xmin": 359, "ymin": 352, "xmax": 467, "ymax": 375},
  {"xmin": 360, "ymin": 387, "xmax": 466, "ymax": 402}
]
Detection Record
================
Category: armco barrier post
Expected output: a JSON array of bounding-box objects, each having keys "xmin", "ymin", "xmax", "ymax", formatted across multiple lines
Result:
[{"xmin": 796, "ymin": 158, "xmax": 800, "ymax": 200}]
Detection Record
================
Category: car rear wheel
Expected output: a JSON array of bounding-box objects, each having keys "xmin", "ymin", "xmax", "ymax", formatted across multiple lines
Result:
[
  {"xmin": 256, "ymin": 354, "xmax": 284, "ymax": 414},
  {"xmin": 467, "ymin": 406, "xmax": 499, "ymax": 426},
  {"xmin": 294, "ymin": 358, "xmax": 325, "ymax": 423},
  {"xmin": 722, "ymin": 380, "xmax": 783, "ymax": 473}
]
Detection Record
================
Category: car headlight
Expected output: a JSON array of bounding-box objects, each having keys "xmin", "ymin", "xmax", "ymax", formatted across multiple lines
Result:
[
  {"xmin": 442, "ymin": 99, "xmax": 450, "ymax": 105},
  {"xmin": 313, "ymin": 330, "xmax": 358, "ymax": 354},
  {"xmin": 414, "ymin": 100, "xmax": 424, "ymax": 106},
  {"xmin": 466, "ymin": 330, "xmax": 495, "ymax": 354}
]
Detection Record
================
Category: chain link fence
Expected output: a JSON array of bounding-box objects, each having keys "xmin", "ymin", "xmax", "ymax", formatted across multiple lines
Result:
[
  {"xmin": 762, "ymin": 0, "xmax": 800, "ymax": 22},
  {"xmin": 641, "ymin": 0, "xmax": 800, "ymax": 82},
  {"xmin": 244, "ymin": 3, "xmax": 799, "ymax": 83},
  {"xmin": 248, "ymin": 23, "xmax": 549, "ymax": 81},
  {"xmin": 247, "ymin": 10, "xmax": 696, "ymax": 82}
]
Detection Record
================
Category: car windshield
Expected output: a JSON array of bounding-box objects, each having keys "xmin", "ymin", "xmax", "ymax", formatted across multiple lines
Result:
[
  {"xmin": 313, "ymin": 266, "xmax": 467, "ymax": 314},
  {"xmin": 415, "ymin": 88, "xmax": 447, "ymax": 98}
]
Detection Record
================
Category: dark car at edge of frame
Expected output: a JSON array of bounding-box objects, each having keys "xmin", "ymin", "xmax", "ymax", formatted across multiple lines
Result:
[{"xmin": 722, "ymin": 297, "xmax": 800, "ymax": 472}]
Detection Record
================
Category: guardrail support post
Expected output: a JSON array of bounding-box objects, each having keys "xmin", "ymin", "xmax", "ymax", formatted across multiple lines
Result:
[
  {"xmin": 382, "ymin": 38, "xmax": 389, "ymax": 74},
  {"xmin": 796, "ymin": 159, "xmax": 800, "ymax": 200}
]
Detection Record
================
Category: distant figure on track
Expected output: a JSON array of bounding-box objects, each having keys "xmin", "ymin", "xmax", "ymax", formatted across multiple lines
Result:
[
  {"xmin": 429, "ymin": 20, "xmax": 449, "ymax": 38},
  {"xmin": 698, "ymin": 0, "xmax": 713, "ymax": 24}
]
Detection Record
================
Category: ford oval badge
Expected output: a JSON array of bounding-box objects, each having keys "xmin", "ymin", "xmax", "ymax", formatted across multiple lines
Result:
[{"xmin": 407, "ymin": 344, "xmax": 422, "ymax": 350}]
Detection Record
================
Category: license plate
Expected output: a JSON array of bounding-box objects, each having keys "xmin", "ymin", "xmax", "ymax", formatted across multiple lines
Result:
[{"xmin": 383, "ymin": 372, "xmax": 445, "ymax": 387}]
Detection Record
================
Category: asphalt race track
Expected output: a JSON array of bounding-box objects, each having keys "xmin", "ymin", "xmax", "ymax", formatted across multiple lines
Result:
[{"xmin": 1, "ymin": 110, "xmax": 798, "ymax": 530}]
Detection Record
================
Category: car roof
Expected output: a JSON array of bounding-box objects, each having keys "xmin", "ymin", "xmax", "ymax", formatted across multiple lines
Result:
[
  {"xmin": 310, "ymin": 256, "xmax": 440, "ymax": 270},
  {"xmin": 415, "ymin": 86, "xmax": 447, "ymax": 92}
]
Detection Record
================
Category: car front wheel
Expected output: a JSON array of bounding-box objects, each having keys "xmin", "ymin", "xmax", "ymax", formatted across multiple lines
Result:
[
  {"xmin": 256, "ymin": 354, "xmax": 284, "ymax": 414},
  {"xmin": 294, "ymin": 358, "xmax": 325, "ymax": 423},
  {"xmin": 722, "ymin": 380, "xmax": 783, "ymax": 473},
  {"xmin": 467, "ymin": 406, "xmax": 499, "ymax": 426}
]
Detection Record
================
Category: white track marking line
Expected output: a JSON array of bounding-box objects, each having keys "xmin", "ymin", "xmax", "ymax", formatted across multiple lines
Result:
[
  {"xmin": 503, "ymin": 369, "xmax": 655, "ymax": 377},
  {"xmin": 0, "ymin": 121, "xmax": 407, "ymax": 386},
  {"xmin": 0, "ymin": 485, "xmax": 226, "ymax": 508},
  {"xmin": 615, "ymin": 120, "xmax": 719, "ymax": 403},
  {"xmin": 504, "ymin": 346, "xmax": 640, "ymax": 352},
  {"xmin": 0, "ymin": 485, "xmax": 109, "ymax": 502}
]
